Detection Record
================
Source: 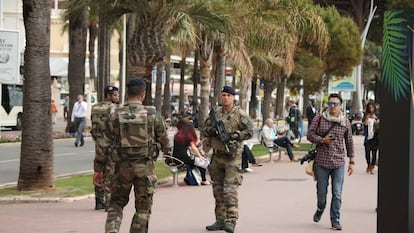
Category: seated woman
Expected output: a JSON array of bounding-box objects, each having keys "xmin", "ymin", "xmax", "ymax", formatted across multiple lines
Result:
[
  {"xmin": 261, "ymin": 118, "xmax": 299, "ymax": 162},
  {"xmin": 173, "ymin": 120, "xmax": 210, "ymax": 185}
]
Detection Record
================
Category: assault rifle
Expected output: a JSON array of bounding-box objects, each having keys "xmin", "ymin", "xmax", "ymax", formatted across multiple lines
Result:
[{"xmin": 209, "ymin": 108, "xmax": 231, "ymax": 152}]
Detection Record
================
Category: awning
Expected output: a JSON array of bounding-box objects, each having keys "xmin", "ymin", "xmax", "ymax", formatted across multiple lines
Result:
[{"xmin": 50, "ymin": 57, "xmax": 95, "ymax": 77}]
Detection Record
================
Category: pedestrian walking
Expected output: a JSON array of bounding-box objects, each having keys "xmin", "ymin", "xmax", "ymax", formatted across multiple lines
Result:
[
  {"xmin": 362, "ymin": 102, "xmax": 379, "ymax": 174},
  {"xmin": 50, "ymin": 100, "xmax": 58, "ymax": 124},
  {"xmin": 71, "ymin": 94, "xmax": 87, "ymax": 147},
  {"xmin": 91, "ymin": 85, "xmax": 119, "ymax": 210},
  {"xmin": 63, "ymin": 96, "xmax": 69, "ymax": 121},
  {"xmin": 103, "ymin": 78, "xmax": 170, "ymax": 233},
  {"xmin": 306, "ymin": 93, "xmax": 355, "ymax": 231},
  {"xmin": 201, "ymin": 85, "xmax": 254, "ymax": 233},
  {"xmin": 306, "ymin": 99, "xmax": 317, "ymax": 129}
]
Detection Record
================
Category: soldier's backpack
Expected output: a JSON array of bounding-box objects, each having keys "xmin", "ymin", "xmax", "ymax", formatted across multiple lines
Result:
[
  {"xmin": 117, "ymin": 105, "xmax": 149, "ymax": 149},
  {"xmin": 91, "ymin": 102, "xmax": 113, "ymax": 138}
]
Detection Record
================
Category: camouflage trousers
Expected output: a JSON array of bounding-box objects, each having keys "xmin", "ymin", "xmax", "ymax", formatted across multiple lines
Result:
[
  {"xmin": 95, "ymin": 158, "xmax": 116, "ymax": 208},
  {"xmin": 105, "ymin": 157, "xmax": 157, "ymax": 233},
  {"xmin": 208, "ymin": 152, "xmax": 243, "ymax": 224}
]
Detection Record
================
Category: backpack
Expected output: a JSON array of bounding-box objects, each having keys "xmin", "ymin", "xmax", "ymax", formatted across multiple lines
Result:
[
  {"xmin": 117, "ymin": 104, "xmax": 150, "ymax": 155},
  {"xmin": 184, "ymin": 166, "xmax": 201, "ymax": 186},
  {"xmin": 287, "ymin": 106, "xmax": 298, "ymax": 123},
  {"xmin": 90, "ymin": 102, "xmax": 113, "ymax": 138}
]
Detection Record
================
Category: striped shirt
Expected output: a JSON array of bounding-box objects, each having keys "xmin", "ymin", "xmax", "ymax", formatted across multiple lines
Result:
[{"xmin": 307, "ymin": 115, "xmax": 354, "ymax": 169}]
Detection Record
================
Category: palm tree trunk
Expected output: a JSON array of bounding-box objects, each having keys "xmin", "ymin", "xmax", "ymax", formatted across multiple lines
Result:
[
  {"xmin": 262, "ymin": 79, "xmax": 276, "ymax": 122},
  {"xmin": 97, "ymin": 17, "xmax": 111, "ymax": 102},
  {"xmin": 274, "ymin": 75, "xmax": 286, "ymax": 120},
  {"xmin": 88, "ymin": 19, "xmax": 97, "ymax": 92},
  {"xmin": 154, "ymin": 62, "xmax": 163, "ymax": 111},
  {"xmin": 239, "ymin": 73, "xmax": 250, "ymax": 111},
  {"xmin": 19, "ymin": 0, "xmax": 54, "ymax": 191},
  {"xmin": 197, "ymin": 33, "xmax": 214, "ymax": 128},
  {"xmin": 303, "ymin": 87, "xmax": 310, "ymax": 118},
  {"xmin": 249, "ymin": 77, "xmax": 258, "ymax": 119},
  {"xmin": 127, "ymin": 14, "xmax": 166, "ymax": 105},
  {"xmin": 213, "ymin": 42, "xmax": 226, "ymax": 106},
  {"xmin": 179, "ymin": 57, "xmax": 186, "ymax": 113},
  {"xmin": 192, "ymin": 49, "xmax": 200, "ymax": 111},
  {"xmin": 199, "ymin": 58, "xmax": 212, "ymax": 128},
  {"xmin": 67, "ymin": 6, "xmax": 88, "ymax": 132}
]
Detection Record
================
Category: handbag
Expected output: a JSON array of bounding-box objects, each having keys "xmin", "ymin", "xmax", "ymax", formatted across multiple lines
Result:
[
  {"xmin": 194, "ymin": 156, "xmax": 210, "ymax": 169},
  {"xmin": 305, "ymin": 160, "xmax": 315, "ymax": 177}
]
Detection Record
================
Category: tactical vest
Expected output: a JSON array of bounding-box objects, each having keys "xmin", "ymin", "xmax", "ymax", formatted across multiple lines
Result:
[
  {"xmin": 210, "ymin": 106, "xmax": 242, "ymax": 153},
  {"xmin": 91, "ymin": 101, "xmax": 113, "ymax": 138}
]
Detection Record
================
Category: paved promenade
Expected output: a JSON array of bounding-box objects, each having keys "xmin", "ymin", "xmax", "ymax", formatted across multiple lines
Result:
[{"xmin": 0, "ymin": 135, "xmax": 377, "ymax": 233}]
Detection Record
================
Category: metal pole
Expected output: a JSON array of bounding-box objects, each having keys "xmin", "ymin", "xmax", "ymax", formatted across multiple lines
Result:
[
  {"xmin": 355, "ymin": 0, "xmax": 377, "ymax": 112},
  {"xmin": 121, "ymin": 14, "xmax": 127, "ymax": 105}
]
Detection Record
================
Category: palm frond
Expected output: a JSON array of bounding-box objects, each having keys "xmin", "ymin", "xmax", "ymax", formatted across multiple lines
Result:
[{"xmin": 381, "ymin": 10, "xmax": 411, "ymax": 102}]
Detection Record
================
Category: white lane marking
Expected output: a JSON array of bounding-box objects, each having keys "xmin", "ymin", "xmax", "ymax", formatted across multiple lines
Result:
[
  {"xmin": 0, "ymin": 152, "xmax": 93, "ymax": 163},
  {"xmin": 0, "ymin": 159, "xmax": 19, "ymax": 163}
]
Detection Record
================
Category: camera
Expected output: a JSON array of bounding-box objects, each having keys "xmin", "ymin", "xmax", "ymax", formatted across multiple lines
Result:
[{"xmin": 299, "ymin": 148, "xmax": 317, "ymax": 165}]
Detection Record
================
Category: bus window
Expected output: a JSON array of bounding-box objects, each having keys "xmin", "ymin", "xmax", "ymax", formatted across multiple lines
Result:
[
  {"xmin": 1, "ymin": 84, "xmax": 23, "ymax": 129},
  {"xmin": 1, "ymin": 84, "xmax": 11, "ymax": 114}
]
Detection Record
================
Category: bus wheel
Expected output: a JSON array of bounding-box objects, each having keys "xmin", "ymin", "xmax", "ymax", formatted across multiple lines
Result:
[{"xmin": 13, "ymin": 114, "xmax": 22, "ymax": 130}]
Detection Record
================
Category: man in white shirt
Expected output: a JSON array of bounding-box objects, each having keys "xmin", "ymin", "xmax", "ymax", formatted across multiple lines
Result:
[
  {"xmin": 71, "ymin": 94, "xmax": 88, "ymax": 147},
  {"xmin": 261, "ymin": 118, "xmax": 298, "ymax": 162}
]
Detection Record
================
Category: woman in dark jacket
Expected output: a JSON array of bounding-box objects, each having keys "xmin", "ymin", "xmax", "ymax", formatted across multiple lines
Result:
[
  {"xmin": 173, "ymin": 120, "xmax": 209, "ymax": 185},
  {"xmin": 362, "ymin": 102, "xmax": 379, "ymax": 174}
]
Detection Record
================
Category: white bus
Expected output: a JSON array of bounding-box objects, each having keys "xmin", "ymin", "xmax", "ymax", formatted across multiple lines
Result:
[{"xmin": 0, "ymin": 83, "xmax": 23, "ymax": 130}]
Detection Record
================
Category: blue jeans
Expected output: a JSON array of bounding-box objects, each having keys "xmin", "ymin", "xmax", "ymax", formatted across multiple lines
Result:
[
  {"xmin": 314, "ymin": 164, "xmax": 344, "ymax": 225},
  {"xmin": 74, "ymin": 117, "xmax": 85, "ymax": 145},
  {"xmin": 273, "ymin": 137, "xmax": 294, "ymax": 160}
]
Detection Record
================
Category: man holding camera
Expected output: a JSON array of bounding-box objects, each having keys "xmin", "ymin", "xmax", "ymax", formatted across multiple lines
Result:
[{"xmin": 306, "ymin": 93, "xmax": 354, "ymax": 231}]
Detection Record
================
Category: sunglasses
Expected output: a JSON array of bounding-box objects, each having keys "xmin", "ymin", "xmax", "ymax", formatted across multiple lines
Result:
[{"xmin": 327, "ymin": 102, "xmax": 340, "ymax": 107}]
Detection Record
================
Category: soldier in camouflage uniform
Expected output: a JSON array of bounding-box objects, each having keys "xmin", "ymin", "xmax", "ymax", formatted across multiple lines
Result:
[
  {"xmin": 202, "ymin": 86, "xmax": 254, "ymax": 233},
  {"xmin": 103, "ymin": 78, "xmax": 170, "ymax": 233},
  {"xmin": 92, "ymin": 85, "xmax": 119, "ymax": 210}
]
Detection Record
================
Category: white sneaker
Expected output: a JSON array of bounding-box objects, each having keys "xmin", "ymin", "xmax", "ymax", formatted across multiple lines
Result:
[{"xmin": 243, "ymin": 168, "xmax": 254, "ymax": 172}]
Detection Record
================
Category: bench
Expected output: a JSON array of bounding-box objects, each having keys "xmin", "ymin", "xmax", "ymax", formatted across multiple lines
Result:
[
  {"xmin": 266, "ymin": 144, "xmax": 283, "ymax": 162},
  {"xmin": 259, "ymin": 138, "xmax": 283, "ymax": 163},
  {"xmin": 163, "ymin": 155, "xmax": 187, "ymax": 187}
]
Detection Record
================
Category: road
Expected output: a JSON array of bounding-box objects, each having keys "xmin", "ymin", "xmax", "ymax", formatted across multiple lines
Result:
[{"xmin": 0, "ymin": 137, "xmax": 95, "ymax": 186}]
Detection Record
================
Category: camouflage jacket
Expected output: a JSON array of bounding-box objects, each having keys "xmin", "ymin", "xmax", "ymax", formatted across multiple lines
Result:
[
  {"xmin": 91, "ymin": 100, "xmax": 117, "ymax": 172},
  {"xmin": 201, "ymin": 105, "xmax": 253, "ymax": 155},
  {"xmin": 102, "ymin": 101, "xmax": 170, "ymax": 162}
]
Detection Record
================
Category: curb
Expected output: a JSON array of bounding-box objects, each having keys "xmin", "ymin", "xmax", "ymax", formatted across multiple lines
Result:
[{"xmin": 0, "ymin": 147, "xmax": 309, "ymax": 204}]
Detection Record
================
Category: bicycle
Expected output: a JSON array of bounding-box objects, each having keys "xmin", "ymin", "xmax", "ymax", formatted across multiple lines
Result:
[{"xmin": 286, "ymin": 126, "xmax": 302, "ymax": 144}]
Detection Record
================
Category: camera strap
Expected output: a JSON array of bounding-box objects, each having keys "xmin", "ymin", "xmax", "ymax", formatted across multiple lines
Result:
[{"xmin": 311, "ymin": 116, "xmax": 338, "ymax": 149}]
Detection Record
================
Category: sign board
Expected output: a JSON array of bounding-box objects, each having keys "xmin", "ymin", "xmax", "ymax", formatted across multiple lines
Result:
[
  {"xmin": 0, "ymin": 30, "xmax": 19, "ymax": 84},
  {"xmin": 328, "ymin": 74, "xmax": 356, "ymax": 92}
]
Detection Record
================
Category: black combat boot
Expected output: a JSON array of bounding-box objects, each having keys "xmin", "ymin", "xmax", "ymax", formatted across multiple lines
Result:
[
  {"xmin": 205, "ymin": 221, "xmax": 224, "ymax": 231},
  {"xmin": 224, "ymin": 221, "xmax": 236, "ymax": 233},
  {"xmin": 95, "ymin": 198, "xmax": 105, "ymax": 210}
]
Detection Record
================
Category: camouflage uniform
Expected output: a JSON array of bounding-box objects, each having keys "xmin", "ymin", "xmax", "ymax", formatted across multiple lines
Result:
[
  {"xmin": 202, "ymin": 105, "xmax": 253, "ymax": 228},
  {"xmin": 91, "ymin": 100, "xmax": 117, "ymax": 209},
  {"xmin": 103, "ymin": 101, "xmax": 170, "ymax": 233}
]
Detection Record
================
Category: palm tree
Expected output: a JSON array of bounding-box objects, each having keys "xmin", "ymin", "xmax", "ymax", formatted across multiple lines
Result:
[
  {"xmin": 239, "ymin": 0, "xmax": 329, "ymax": 121},
  {"xmin": 100, "ymin": 0, "xmax": 234, "ymax": 107},
  {"xmin": 18, "ymin": 0, "xmax": 54, "ymax": 191}
]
